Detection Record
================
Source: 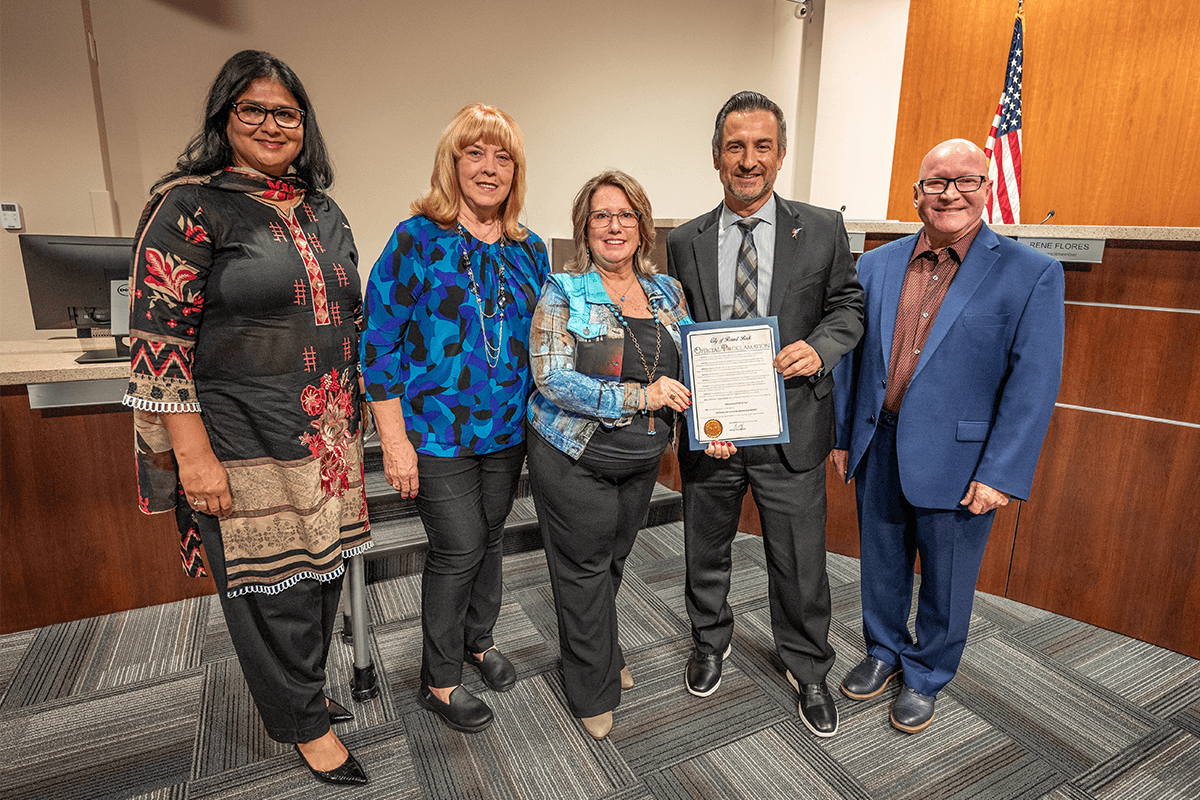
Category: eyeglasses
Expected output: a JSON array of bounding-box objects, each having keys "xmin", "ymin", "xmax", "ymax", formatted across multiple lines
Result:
[
  {"xmin": 587, "ymin": 210, "xmax": 640, "ymax": 228},
  {"xmin": 917, "ymin": 175, "xmax": 986, "ymax": 195},
  {"xmin": 230, "ymin": 101, "xmax": 305, "ymax": 129}
]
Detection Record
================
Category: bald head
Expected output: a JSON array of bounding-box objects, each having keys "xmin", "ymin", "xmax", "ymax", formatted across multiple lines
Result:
[
  {"xmin": 919, "ymin": 139, "xmax": 988, "ymax": 179},
  {"xmin": 913, "ymin": 138, "xmax": 992, "ymax": 249}
]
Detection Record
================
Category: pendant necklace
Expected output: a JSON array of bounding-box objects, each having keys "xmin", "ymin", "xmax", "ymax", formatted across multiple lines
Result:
[
  {"xmin": 458, "ymin": 223, "xmax": 512, "ymax": 368},
  {"xmin": 608, "ymin": 277, "xmax": 662, "ymax": 435}
]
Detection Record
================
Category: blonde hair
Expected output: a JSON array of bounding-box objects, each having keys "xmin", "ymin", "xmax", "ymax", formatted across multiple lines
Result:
[
  {"xmin": 564, "ymin": 169, "xmax": 657, "ymax": 277},
  {"xmin": 410, "ymin": 103, "xmax": 529, "ymax": 241}
]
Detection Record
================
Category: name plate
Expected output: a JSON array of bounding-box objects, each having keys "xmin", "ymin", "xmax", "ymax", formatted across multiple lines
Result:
[
  {"xmin": 1017, "ymin": 237, "xmax": 1106, "ymax": 263},
  {"xmin": 847, "ymin": 232, "xmax": 865, "ymax": 254}
]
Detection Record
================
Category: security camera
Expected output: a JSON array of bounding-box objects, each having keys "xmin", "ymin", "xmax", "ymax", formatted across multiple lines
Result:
[{"xmin": 787, "ymin": 0, "xmax": 813, "ymax": 20}]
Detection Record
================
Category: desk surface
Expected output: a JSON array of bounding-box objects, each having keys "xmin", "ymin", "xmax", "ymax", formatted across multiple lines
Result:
[{"xmin": 0, "ymin": 338, "xmax": 129, "ymax": 386}]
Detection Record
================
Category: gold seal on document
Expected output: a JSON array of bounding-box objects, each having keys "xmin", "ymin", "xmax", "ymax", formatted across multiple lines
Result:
[{"xmin": 703, "ymin": 419, "xmax": 723, "ymax": 438}]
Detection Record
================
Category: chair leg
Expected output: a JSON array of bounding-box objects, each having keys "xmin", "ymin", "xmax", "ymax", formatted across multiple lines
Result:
[{"xmin": 345, "ymin": 555, "xmax": 379, "ymax": 701}]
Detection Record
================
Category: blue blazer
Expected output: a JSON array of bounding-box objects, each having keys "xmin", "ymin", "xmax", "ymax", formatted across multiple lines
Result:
[{"xmin": 832, "ymin": 223, "xmax": 1065, "ymax": 509}]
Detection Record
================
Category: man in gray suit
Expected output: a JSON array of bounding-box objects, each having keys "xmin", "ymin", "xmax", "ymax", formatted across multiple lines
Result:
[{"xmin": 666, "ymin": 91, "xmax": 863, "ymax": 737}]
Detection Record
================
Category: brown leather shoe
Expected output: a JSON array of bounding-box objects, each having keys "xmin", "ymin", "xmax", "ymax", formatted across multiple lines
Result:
[
  {"xmin": 581, "ymin": 711, "xmax": 613, "ymax": 740},
  {"xmin": 620, "ymin": 667, "xmax": 634, "ymax": 690}
]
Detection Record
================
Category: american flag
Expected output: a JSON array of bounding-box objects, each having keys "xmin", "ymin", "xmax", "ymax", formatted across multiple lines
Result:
[{"xmin": 985, "ymin": 13, "xmax": 1024, "ymax": 224}]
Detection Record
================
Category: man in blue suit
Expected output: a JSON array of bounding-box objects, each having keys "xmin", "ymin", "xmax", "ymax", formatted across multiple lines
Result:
[{"xmin": 831, "ymin": 139, "xmax": 1064, "ymax": 733}]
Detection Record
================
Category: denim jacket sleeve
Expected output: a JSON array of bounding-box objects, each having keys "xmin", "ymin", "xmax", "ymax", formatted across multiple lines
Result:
[{"xmin": 529, "ymin": 274, "xmax": 644, "ymax": 424}]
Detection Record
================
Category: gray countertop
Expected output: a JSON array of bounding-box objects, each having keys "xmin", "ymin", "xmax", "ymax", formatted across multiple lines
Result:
[{"xmin": 0, "ymin": 338, "xmax": 128, "ymax": 386}]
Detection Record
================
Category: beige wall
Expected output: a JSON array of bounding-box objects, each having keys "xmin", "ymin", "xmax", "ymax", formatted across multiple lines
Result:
[
  {"xmin": 0, "ymin": 0, "xmax": 110, "ymax": 340},
  {"xmin": 1, "ymin": 0, "xmax": 904, "ymax": 341},
  {"xmin": 807, "ymin": 0, "xmax": 909, "ymax": 219}
]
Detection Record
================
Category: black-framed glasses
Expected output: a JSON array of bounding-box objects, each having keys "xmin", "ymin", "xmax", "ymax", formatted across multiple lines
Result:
[
  {"xmin": 917, "ymin": 175, "xmax": 986, "ymax": 195},
  {"xmin": 230, "ymin": 101, "xmax": 305, "ymax": 129},
  {"xmin": 587, "ymin": 210, "xmax": 640, "ymax": 228}
]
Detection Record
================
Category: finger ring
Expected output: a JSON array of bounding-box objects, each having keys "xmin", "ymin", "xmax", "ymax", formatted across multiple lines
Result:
[{"xmin": 193, "ymin": 499, "xmax": 206, "ymax": 506}]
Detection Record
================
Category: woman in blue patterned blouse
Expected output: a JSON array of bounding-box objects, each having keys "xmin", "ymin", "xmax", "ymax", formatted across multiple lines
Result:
[
  {"xmin": 361, "ymin": 104, "xmax": 550, "ymax": 734},
  {"xmin": 526, "ymin": 170, "xmax": 693, "ymax": 740}
]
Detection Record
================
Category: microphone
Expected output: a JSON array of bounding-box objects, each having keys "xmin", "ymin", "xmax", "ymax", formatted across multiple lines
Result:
[
  {"xmin": 839, "ymin": 205, "xmax": 847, "ymax": 213},
  {"xmin": 1038, "ymin": 209, "xmax": 1056, "ymax": 225}
]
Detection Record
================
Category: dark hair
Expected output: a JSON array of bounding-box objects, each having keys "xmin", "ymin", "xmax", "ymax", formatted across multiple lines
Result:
[
  {"xmin": 711, "ymin": 91, "xmax": 787, "ymax": 157},
  {"xmin": 153, "ymin": 50, "xmax": 333, "ymax": 195}
]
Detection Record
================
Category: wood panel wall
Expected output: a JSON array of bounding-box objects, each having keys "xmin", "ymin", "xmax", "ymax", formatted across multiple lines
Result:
[
  {"xmin": 1008, "ymin": 240, "xmax": 1200, "ymax": 656},
  {"xmin": 887, "ymin": 1, "xmax": 1200, "ymax": 227},
  {"xmin": 0, "ymin": 387, "xmax": 215, "ymax": 634}
]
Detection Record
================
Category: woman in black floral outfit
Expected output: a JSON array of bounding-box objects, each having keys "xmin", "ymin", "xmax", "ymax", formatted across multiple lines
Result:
[{"xmin": 124, "ymin": 50, "xmax": 371, "ymax": 786}]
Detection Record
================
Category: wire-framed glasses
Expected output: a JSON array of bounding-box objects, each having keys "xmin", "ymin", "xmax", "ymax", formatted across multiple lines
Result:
[{"xmin": 587, "ymin": 210, "xmax": 641, "ymax": 228}]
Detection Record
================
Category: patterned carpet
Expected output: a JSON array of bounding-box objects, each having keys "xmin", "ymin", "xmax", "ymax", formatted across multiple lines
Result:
[{"xmin": 2, "ymin": 522, "xmax": 1198, "ymax": 799}]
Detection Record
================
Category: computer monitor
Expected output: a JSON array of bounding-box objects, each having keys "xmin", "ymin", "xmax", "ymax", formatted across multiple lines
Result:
[{"xmin": 19, "ymin": 234, "xmax": 134, "ymax": 363}]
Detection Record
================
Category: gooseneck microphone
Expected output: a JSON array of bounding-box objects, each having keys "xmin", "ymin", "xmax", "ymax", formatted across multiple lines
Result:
[{"xmin": 1038, "ymin": 209, "xmax": 1056, "ymax": 225}]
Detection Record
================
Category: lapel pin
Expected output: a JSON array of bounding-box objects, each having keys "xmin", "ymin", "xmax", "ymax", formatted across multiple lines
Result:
[{"xmin": 791, "ymin": 228, "xmax": 800, "ymax": 239}]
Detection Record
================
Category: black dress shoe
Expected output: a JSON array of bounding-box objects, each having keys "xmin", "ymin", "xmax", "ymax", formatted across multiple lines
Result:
[
  {"xmin": 468, "ymin": 648, "xmax": 517, "ymax": 692},
  {"xmin": 293, "ymin": 745, "xmax": 369, "ymax": 785},
  {"xmin": 418, "ymin": 685, "xmax": 494, "ymax": 733},
  {"xmin": 840, "ymin": 655, "xmax": 902, "ymax": 700},
  {"xmin": 786, "ymin": 672, "xmax": 839, "ymax": 737},
  {"xmin": 890, "ymin": 685, "xmax": 936, "ymax": 733},
  {"xmin": 326, "ymin": 696, "xmax": 354, "ymax": 724},
  {"xmin": 685, "ymin": 643, "xmax": 731, "ymax": 697}
]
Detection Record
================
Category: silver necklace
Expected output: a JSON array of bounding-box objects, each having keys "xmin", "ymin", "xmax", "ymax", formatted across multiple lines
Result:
[{"xmin": 458, "ymin": 224, "xmax": 510, "ymax": 368}]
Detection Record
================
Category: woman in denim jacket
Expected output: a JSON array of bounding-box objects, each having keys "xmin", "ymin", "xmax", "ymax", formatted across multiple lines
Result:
[{"xmin": 526, "ymin": 170, "xmax": 693, "ymax": 740}]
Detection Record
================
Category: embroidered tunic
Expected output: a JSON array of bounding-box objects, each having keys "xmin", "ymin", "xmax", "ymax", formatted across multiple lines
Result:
[
  {"xmin": 360, "ymin": 216, "xmax": 550, "ymax": 455},
  {"xmin": 124, "ymin": 168, "xmax": 371, "ymax": 596}
]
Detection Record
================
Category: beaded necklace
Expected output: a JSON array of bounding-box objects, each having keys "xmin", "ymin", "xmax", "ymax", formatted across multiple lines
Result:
[
  {"xmin": 608, "ymin": 280, "xmax": 662, "ymax": 436},
  {"xmin": 458, "ymin": 224, "xmax": 512, "ymax": 368}
]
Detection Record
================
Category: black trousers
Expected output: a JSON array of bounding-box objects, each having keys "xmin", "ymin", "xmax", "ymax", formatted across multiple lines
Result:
[
  {"xmin": 414, "ymin": 443, "xmax": 525, "ymax": 689},
  {"xmin": 680, "ymin": 445, "xmax": 835, "ymax": 684},
  {"xmin": 198, "ymin": 513, "xmax": 339, "ymax": 744},
  {"xmin": 527, "ymin": 430, "xmax": 662, "ymax": 718}
]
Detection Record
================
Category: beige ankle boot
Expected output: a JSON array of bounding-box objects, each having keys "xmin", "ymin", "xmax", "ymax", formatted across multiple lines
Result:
[{"xmin": 581, "ymin": 711, "xmax": 613, "ymax": 740}]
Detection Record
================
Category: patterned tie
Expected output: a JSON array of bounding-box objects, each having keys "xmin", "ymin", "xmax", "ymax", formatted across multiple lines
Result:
[{"xmin": 732, "ymin": 218, "xmax": 761, "ymax": 319}]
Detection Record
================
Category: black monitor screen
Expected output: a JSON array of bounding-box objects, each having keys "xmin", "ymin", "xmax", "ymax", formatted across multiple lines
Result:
[{"xmin": 19, "ymin": 234, "xmax": 134, "ymax": 331}]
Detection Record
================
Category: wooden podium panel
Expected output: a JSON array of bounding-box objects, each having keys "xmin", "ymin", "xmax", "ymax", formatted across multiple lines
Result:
[
  {"xmin": 1010, "ymin": 408, "xmax": 1200, "ymax": 657},
  {"xmin": 1, "ymin": 386, "xmax": 215, "ymax": 634}
]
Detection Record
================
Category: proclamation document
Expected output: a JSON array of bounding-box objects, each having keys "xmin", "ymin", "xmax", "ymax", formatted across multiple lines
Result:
[{"xmin": 680, "ymin": 317, "xmax": 790, "ymax": 449}]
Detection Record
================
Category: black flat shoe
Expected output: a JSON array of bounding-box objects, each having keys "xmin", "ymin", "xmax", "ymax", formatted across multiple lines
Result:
[
  {"xmin": 326, "ymin": 697, "xmax": 354, "ymax": 724},
  {"xmin": 468, "ymin": 648, "xmax": 517, "ymax": 692},
  {"xmin": 293, "ymin": 745, "xmax": 369, "ymax": 785},
  {"xmin": 418, "ymin": 684, "xmax": 494, "ymax": 733}
]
